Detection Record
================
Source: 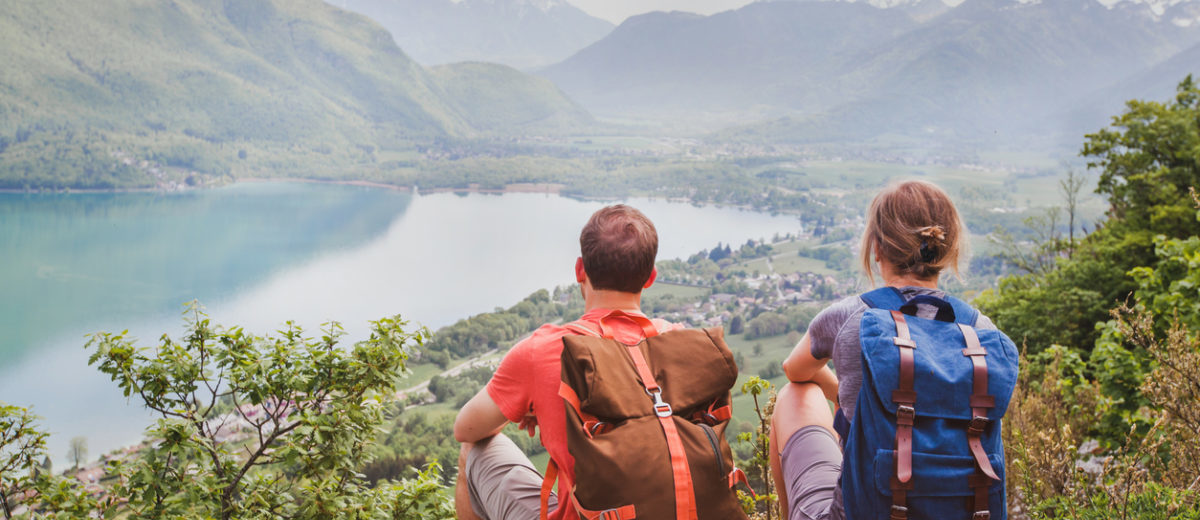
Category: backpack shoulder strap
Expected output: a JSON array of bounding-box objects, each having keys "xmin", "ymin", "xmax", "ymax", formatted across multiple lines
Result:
[
  {"xmin": 563, "ymin": 320, "xmax": 601, "ymax": 337},
  {"xmin": 864, "ymin": 288, "xmax": 981, "ymax": 326},
  {"xmin": 944, "ymin": 295, "xmax": 981, "ymax": 327},
  {"xmin": 860, "ymin": 287, "xmax": 905, "ymax": 310}
]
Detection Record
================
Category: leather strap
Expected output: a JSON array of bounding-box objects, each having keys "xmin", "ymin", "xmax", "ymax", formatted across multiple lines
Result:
[
  {"xmin": 960, "ymin": 324, "xmax": 998, "ymax": 519},
  {"xmin": 624, "ymin": 344, "xmax": 697, "ymax": 520},
  {"xmin": 959, "ymin": 324, "xmax": 999, "ymax": 482},
  {"xmin": 890, "ymin": 310, "xmax": 917, "ymax": 519},
  {"xmin": 968, "ymin": 473, "xmax": 992, "ymax": 520}
]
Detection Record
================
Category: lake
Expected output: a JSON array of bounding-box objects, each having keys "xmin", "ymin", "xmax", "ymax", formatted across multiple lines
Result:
[{"xmin": 0, "ymin": 182, "xmax": 803, "ymax": 464}]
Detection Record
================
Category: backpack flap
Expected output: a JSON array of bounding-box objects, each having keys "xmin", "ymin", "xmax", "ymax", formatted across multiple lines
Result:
[
  {"xmin": 560, "ymin": 327, "xmax": 738, "ymax": 421},
  {"xmin": 859, "ymin": 309, "xmax": 1019, "ymax": 423}
]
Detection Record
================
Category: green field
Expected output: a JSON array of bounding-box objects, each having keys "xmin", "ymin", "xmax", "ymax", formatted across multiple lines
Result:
[{"xmin": 643, "ymin": 283, "xmax": 710, "ymax": 300}]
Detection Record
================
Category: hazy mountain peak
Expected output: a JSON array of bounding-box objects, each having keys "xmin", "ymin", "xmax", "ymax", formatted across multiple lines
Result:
[
  {"xmin": 455, "ymin": 0, "xmax": 568, "ymax": 11},
  {"xmin": 759, "ymin": 0, "xmax": 951, "ymax": 7},
  {"xmin": 338, "ymin": 0, "xmax": 613, "ymax": 68},
  {"xmin": 1123, "ymin": 0, "xmax": 1190, "ymax": 15}
]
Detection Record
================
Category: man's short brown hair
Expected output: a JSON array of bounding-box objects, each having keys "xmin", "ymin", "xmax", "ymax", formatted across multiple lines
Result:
[{"xmin": 579, "ymin": 205, "xmax": 658, "ymax": 293}]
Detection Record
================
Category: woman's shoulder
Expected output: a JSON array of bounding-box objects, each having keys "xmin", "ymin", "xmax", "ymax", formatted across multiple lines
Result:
[{"xmin": 811, "ymin": 294, "xmax": 868, "ymax": 335}]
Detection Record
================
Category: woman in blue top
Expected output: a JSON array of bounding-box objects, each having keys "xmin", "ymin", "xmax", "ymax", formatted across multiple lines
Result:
[{"xmin": 770, "ymin": 180, "xmax": 997, "ymax": 520}]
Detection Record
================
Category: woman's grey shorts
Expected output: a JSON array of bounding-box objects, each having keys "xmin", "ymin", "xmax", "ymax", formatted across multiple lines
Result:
[{"xmin": 780, "ymin": 425, "xmax": 845, "ymax": 520}]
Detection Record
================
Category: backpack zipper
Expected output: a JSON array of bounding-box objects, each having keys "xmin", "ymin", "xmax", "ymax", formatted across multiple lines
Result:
[{"xmin": 699, "ymin": 423, "xmax": 725, "ymax": 476}]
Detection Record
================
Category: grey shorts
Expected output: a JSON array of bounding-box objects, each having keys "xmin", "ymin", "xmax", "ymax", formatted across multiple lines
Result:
[
  {"xmin": 780, "ymin": 425, "xmax": 845, "ymax": 520},
  {"xmin": 465, "ymin": 434, "xmax": 559, "ymax": 520}
]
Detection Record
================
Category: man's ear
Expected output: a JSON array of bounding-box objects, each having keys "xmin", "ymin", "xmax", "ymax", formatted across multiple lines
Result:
[
  {"xmin": 575, "ymin": 257, "xmax": 587, "ymax": 283},
  {"xmin": 642, "ymin": 267, "xmax": 657, "ymax": 289}
]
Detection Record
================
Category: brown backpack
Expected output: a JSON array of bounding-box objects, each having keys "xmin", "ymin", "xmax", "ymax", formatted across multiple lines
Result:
[{"xmin": 539, "ymin": 310, "xmax": 752, "ymax": 520}]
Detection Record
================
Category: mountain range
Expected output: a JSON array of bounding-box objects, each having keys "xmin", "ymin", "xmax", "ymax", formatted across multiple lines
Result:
[
  {"xmin": 336, "ymin": 0, "xmax": 614, "ymax": 69},
  {"xmin": 0, "ymin": 0, "xmax": 591, "ymax": 187},
  {"xmin": 541, "ymin": 0, "xmax": 1200, "ymax": 145}
]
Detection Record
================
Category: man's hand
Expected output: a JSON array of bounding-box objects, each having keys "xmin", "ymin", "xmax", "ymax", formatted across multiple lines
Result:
[{"xmin": 454, "ymin": 387, "xmax": 509, "ymax": 443}]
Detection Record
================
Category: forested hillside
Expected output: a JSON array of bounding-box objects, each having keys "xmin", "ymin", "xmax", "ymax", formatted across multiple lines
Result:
[
  {"xmin": 0, "ymin": 0, "xmax": 592, "ymax": 190},
  {"xmin": 979, "ymin": 78, "xmax": 1200, "ymax": 516}
]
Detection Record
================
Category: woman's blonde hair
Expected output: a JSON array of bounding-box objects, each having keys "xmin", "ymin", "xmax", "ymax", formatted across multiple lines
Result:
[{"xmin": 859, "ymin": 180, "xmax": 968, "ymax": 284}]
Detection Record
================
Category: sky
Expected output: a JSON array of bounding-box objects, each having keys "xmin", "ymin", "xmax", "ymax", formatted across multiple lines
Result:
[{"xmin": 566, "ymin": 0, "xmax": 757, "ymax": 24}]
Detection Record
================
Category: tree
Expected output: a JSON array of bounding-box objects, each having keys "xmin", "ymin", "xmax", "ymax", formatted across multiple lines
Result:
[
  {"xmin": 1, "ymin": 404, "xmax": 46, "ymax": 518},
  {"xmin": 66, "ymin": 437, "xmax": 87, "ymax": 470},
  {"xmin": 729, "ymin": 314, "xmax": 744, "ymax": 335},
  {"xmin": 82, "ymin": 303, "xmax": 450, "ymax": 520},
  {"xmin": 980, "ymin": 77, "xmax": 1200, "ymax": 354},
  {"xmin": 1084, "ymin": 75, "xmax": 1200, "ymax": 242},
  {"xmin": 1060, "ymin": 168, "xmax": 1088, "ymax": 258},
  {"xmin": 0, "ymin": 405, "xmax": 96, "ymax": 519}
]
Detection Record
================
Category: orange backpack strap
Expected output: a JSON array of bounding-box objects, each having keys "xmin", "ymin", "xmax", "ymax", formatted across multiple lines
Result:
[
  {"xmin": 728, "ymin": 467, "xmax": 756, "ymax": 499},
  {"xmin": 569, "ymin": 489, "xmax": 638, "ymax": 520},
  {"xmin": 596, "ymin": 309, "xmax": 659, "ymax": 339},
  {"xmin": 541, "ymin": 459, "xmax": 558, "ymax": 520},
  {"xmin": 624, "ymin": 343, "xmax": 698, "ymax": 520},
  {"xmin": 564, "ymin": 321, "xmax": 601, "ymax": 337},
  {"xmin": 559, "ymin": 382, "xmax": 610, "ymax": 437}
]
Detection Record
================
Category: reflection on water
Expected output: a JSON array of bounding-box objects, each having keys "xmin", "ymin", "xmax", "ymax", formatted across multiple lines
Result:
[{"xmin": 0, "ymin": 183, "xmax": 802, "ymax": 463}]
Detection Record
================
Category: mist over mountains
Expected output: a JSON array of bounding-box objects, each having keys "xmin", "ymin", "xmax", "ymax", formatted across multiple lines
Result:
[
  {"xmin": 336, "ymin": 0, "xmax": 614, "ymax": 69},
  {"xmin": 541, "ymin": 0, "xmax": 1200, "ymax": 145}
]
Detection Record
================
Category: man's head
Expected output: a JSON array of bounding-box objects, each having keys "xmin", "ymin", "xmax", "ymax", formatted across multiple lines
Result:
[{"xmin": 577, "ymin": 204, "xmax": 658, "ymax": 294}]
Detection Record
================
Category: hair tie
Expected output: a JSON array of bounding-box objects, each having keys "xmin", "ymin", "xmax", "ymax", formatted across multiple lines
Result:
[{"xmin": 919, "ymin": 241, "xmax": 936, "ymax": 263}]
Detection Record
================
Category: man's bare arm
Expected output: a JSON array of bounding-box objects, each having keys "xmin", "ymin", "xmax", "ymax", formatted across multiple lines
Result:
[{"xmin": 454, "ymin": 387, "xmax": 509, "ymax": 443}]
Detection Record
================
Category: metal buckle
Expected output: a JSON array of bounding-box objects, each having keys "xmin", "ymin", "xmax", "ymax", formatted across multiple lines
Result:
[
  {"xmin": 588, "ymin": 422, "xmax": 609, "ymax": 436},
  {"xmin": 896, "ymin": 405, "xmax": 915, "ymax": 425},
  {"xmin": 648, "ymin": 389, "xmax": 673, "ymax": 418},
  {"xmin": 973, "ymin": 511, "xmax": 991, "ymax": 520},
  {"xmin": 890, "ymin": 504, "xmax": 908, "ymax": 519},
  {"xmin": 969, "ymin": 415, "xmax": 989, "ymax": 435}
]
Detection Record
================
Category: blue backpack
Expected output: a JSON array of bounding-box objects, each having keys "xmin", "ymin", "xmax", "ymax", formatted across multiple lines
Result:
[{"xmin": 839, "ymin": 287, "xmax": 1019, "ymax": 520}]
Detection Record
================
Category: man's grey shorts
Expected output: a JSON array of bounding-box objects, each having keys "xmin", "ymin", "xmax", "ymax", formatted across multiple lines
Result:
[
  {"xmin": 780, "ymin": 425, "xmax": 845, "ymax": 520},
  {"xmin": 465, "ymin": 434, "xmax": 558, "ymax": 520}
]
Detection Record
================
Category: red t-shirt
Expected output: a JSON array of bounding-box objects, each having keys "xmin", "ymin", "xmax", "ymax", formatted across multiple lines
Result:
[{"xmin": 486, "ymin": 308, "xmax": 680, "ymax": 520}]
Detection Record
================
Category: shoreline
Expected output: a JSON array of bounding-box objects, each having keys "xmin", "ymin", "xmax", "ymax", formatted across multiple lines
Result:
[{"xmin": 0, "ymin": 177, "xmax": 802, "ymax": 217}]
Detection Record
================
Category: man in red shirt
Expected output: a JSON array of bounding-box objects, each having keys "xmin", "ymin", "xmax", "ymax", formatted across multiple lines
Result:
[{"xmin": 453, "ymin": 204, "xmax": 677, "ymax": 520}]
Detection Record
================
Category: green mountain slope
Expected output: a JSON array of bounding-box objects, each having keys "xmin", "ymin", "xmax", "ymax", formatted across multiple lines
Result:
[
  {"xmin": 0, "ymin": 0, "xmax": 591, "ymax": 189},
  {"xmin": 431, "ymin": 62, "xmax": 593, "ymax": 131}
]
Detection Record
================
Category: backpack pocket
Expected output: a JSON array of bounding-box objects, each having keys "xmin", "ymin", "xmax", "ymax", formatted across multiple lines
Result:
[{"xmin": 872, "ymin": 449, "xmax": 1004, "ymax": 498}]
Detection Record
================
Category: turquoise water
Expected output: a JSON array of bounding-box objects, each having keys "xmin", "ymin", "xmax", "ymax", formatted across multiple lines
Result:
[
  {"xmin": 0, "ymin": 182, "xmax": 409, "ymax": 364},
  {"xmin": 0, "ymin": 183, "xmax": 803, "ymax": 463}
]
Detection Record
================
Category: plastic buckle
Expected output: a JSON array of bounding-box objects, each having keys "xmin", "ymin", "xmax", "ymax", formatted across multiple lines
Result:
[
  {"xmin": 896, "ymin": 405, "xmax": 915, "ymax": 425},
  {"xmin": 601, "ymin": 510, "xmax": 621, "ymax": 520},
  {"xmin": 648, "ymin": 389, "xmax": 673, "ymax": 418},
  {"xmin": 973, "ymin": 511, "xmax": 991, "ymax": 520},
  {"xmin": 969, "ymin": 415, "xmax": 989, "ymax": 435}
]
